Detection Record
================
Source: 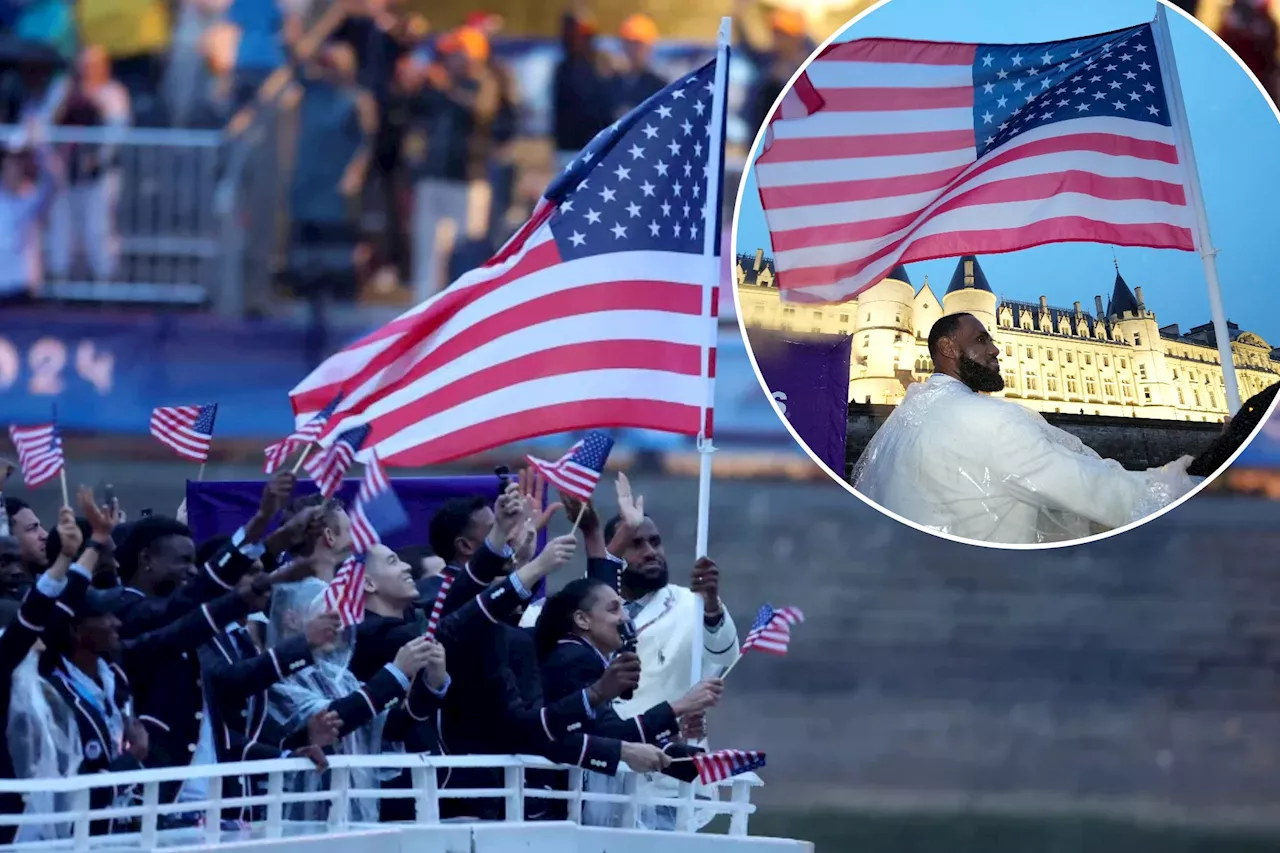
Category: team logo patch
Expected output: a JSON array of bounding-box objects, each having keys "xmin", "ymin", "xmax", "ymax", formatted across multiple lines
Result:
[{"xmin": 85, "ymin": 741, "xmax": 102, "ymax": 761}]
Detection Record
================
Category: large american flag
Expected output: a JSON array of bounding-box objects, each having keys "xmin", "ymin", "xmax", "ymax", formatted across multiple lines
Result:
[
  {"xmin": 264, "ymin": 395, "xmax": 341, "ymax": 474},
  {"xmin": 740, "ymin": 604, "xmax": 805, "ymax": 656},
  {"xmin": 322, "ymin": 556, "xmax": 367, "ymax": 627},
  {"xmin": 304, "ymin": 425, "xmax": 369, "ymax": 499},
  {"xmin": 8, "ymin": 423, "xmax": 64, "ymax": 489},
  {"xmin": 350, "ymin": 452, "xmax": 409, "ymax": 553},
  {"xmin": 691, "ymin": 749, "xmax": 767, "ymax": 784},
  {"xmin": 149, "ymin": 404, "xmax": 218, "ymax": 463},
  {"xmin": 525, "ymin": 430, "xmax": 614, "ymax": 502},
  {"xmin": 287, "ymin": 59, "xmax": 726, "ymax": 466},
  {"xmin": 757, "ymin": 22, "xmax": 1195, "ymax": 303}
]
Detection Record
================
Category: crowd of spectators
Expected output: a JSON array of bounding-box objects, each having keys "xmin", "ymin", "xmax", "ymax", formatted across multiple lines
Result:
[{"xmin": 0, "ymin": 465, "xmax": 739, "ymax": 837}]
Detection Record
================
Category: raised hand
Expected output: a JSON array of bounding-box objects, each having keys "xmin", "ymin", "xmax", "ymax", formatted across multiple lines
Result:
[
  {"xmin": 394, "ymin": 636, "xmax": 435, "ymax": 678},
  {"xmin": 124, "ymin": 718, "xmax": 150, "ymax": 762},
  {"xmin": 558, "ymin": 492, "xmax": 598, "ymax": 534},
  {"xmin": 690, "ymin": 557, "xmax": 721, "ymax": 614},
  {"xmin": 304, "ymin": 611, "xmax": 342, "ymax": 651},
  {"xmin": 490, "ymin": 482, "xmax": 525, "ymax": 545},
  {"xmin": 77, "ymin": 485, "xmax": 114, "ymax": 542},
  {"xmin": 56, "ymin": 507, "xmax": 83, "ymax": 559},
  {"xmin": 306, "ymin": 710, "xmax": 341, "ymax": 749},
  {"xmin": 422, "ymin": 639, "xmax": 447, "ymax": 690},
  {"xmin": 679, "ymin": 712, "xmax": 707, "ymax": 742},
  {"xmin": 265, "ymin": 504, "xmax": 327, "ymax": 556},
  {"xmin": 517, "ymin": 467, "xmax": 563, "ymax": 531},
  {"xmin": 590, "ymin": 651, "xmax": 641, "ymax": 704},
  {"xmin": 671, "ymin": 678, "xmax": 723, "ymax": 717},
  {"xmin": 615, "ymin": 472, "xmax": 645, "ymax": 528},
  {"xmin": 258, "ymin": 470, "xmax": 298, "ymax": 520},
  {"xmin": 620, "ymin": 742, "xmax": 671, "ymax": 773}
]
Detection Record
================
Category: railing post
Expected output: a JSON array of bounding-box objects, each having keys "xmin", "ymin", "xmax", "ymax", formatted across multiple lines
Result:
[
  {"xmin": 204, "ymin": 773, "xmax": 224, "ymax": 843},
  {"xmin": 675, "ymin": 781, "xmax": 695, "ymax": 833},
  {"xmin": 728, "ymin": 781, "xmax": 751, "ymax": 836},
  {"xmin": 619, "ymin": 771, "xmax": 639, "ymax": 829},
  {"xmin": 567, "ymin": 770, "xmax": 585, "ymax": 825},
  {"xmin": 71, "ymin": 787, "xmax": 91, "ymax": 850},
  {"xmin": 139, "ymin": 782, "xmax": 160, "ymax": 849},
  {"xmin": 328, "ymin": 766, "xmax": 351, "ymax": 829},
  {"xmin": 265, "ymin": 771, "xmax": 285, "ymax": 839},
  {"xmin": 412, "ymin": 761, "xmax": 439, "ymax": 824},
  {"xmin": 503, "ymin": 764, "xmax": 524, "ymax": 822}
]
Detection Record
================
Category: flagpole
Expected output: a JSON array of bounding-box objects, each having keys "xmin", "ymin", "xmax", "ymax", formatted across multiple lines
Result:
[
  {"xmin": 690, "ymin": 17, "xmax": 731, "ymax": 690},
  {"xmin": 197, "ymin": 462, "xmax": 206, "ymax": 482},
  {"xmin": 1152, "ymin": 5, "xmax": 1241, "ymax": 415}
]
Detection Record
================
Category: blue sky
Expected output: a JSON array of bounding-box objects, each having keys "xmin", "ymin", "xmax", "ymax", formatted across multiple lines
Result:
[{"xmin": 734, "ymin": 0, "xmax": 1280, "ymax": 343}]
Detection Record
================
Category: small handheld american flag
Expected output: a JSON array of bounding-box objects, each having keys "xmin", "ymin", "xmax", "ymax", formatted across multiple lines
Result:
[
  {"xmin": 741, "ymin": 604, "xmax": 804, "ymax": 656},
  {"xmin": 150, "ymin": 404, "xmax": 218, "ymax": 463},
  {"xmin": 423, "ymin": 570, "xmax": 455, "ymax": 641},
  {"xmin": 322, "ymin": 556, "xmax": 367, "ymax": 627},
  {"xmin": 305, "ymin": 425, "xmax": 371, "ymax": 499},
  {"xmin": 350, "ymin": 452, "xmax": 409, "ymax": 554},
  {"xmin": 265, "ymin": 395, "xmax": 342, "ymax": 474},
  {"xmin": 691, "ymin": 749, "xmax": 766, "ymax": 784},
  {"xmin": 525, "ymin": 431, "xmax": 615, "ymax": 502},
  {"xmin": 8, "ymin": 422, "xmax": 64, "ymax": 489}
]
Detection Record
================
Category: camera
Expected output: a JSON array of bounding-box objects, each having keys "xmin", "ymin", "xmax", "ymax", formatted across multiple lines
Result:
[{"xmin": 616, "ymin": 620, "xmax": 638, "ymax": 701}]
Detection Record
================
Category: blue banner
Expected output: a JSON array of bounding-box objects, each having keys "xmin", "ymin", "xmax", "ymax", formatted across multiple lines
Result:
[{"xmin": 0, "ymin": 309, "xmax": 795, "ymax": 449}]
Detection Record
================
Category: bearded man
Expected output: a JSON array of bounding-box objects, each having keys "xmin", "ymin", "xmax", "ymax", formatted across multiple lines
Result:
[{"xmin": 851, "ymin": 313, "xmax": 1200, "ymax": 544}]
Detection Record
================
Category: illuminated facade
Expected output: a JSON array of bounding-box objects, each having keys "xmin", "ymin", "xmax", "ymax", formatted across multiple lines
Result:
[{"xmin": 736, "ymin": 249, "xmax": 1280, "ymax": 422}]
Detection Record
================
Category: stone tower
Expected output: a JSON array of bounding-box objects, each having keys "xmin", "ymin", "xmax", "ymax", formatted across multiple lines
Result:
[
  {"xmin": 941, "ymin": 255, "xmax": 998, "ymax": 334},
  {"xmin": 848, "ymin": 264, "xmax": 915, "ymax": 405},
  {"xmin": 1109, "ymin": 261, "xmax": 1176, "ymax": 418}
]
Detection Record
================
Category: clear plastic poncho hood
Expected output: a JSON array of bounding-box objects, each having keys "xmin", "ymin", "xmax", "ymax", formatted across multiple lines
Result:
[
  {"xmin": 7, "ymin": 648, "xmax": 82, "ymax": 841},
  {"xmin": 851, "ymin": 374, "xmax": 1201, "ymax": 544},
  {"xmin": 266, "ymin": 577, "xmax": 384, "ymax": 823}
]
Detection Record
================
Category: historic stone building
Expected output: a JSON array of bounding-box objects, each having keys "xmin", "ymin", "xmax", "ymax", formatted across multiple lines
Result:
[{"xmin": 736, "ymin": 249, "xmax": 1280, "ymax": 422}]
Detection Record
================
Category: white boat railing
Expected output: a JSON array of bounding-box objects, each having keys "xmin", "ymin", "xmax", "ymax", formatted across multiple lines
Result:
[{"xmin": 0, "ymin": 753, "xmax": 783, "ymax": 851}]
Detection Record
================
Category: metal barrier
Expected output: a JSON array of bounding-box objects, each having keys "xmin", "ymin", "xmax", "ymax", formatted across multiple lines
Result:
[
  {"xmin": 0, "ymin": 753, "xmax": 772, "ymax": 851},
  {"xmin": 0, "ymin": 124, "xmax": 228, "ymax": 306}
]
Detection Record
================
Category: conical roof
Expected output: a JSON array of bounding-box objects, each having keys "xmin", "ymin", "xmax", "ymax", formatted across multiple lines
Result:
[{"xmin": 946, "ymin": 255, "xmax": 992, "ymax": 294}]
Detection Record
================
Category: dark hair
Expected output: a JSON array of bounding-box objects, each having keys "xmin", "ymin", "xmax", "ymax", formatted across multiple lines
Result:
[
  {"xmin": 3, "ymin": 497, "xmax": 30, "ymax": 522},
  {"xmin": 45, "ymin": 516, "xmax": 91, "ymax": 566},
  {"xmin": 1188, "ymin": 383, "xmax": 1280, "ymax": 477},
  {"xmin": 284, "ymin": 494, "xmax": 346, "ymax": 556},
  {"xmin": 534, "ymin": 577, "xmax": 610, "ymax": 661},
  {"xmin": 602, "ymin": 514, "xmax": 625, "ymax": 547},
  {"xmin": 428, "ymin": 496, "xmax": 489, "ymax": 564},
  {"xmin": 196, "ymin": 535, "xmax": 232, "ymax": 570},
  {"xmin": 928, "ymin": 313, "xmax": 972, "ymax": 361},
  {"xmin": 115, "ymin": 516, "xmax": 193, "ymax": 584}
]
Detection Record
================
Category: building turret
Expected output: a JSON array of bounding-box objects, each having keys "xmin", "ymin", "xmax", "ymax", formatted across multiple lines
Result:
[
  {"xmin": 848, "ymin": 265, "xmax": 916, "ymax": 405},
  {"xmin": 940, "ymin": 254, "xmax": 998, "ymax": 335},
  {"xmin": 1108, "ymin": 260, "xmax": 1175, "ymax": 417}
]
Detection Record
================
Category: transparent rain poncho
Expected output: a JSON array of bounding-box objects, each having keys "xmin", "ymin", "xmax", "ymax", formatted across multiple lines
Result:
[
  {"xmin": 266, "ymin": 578, "xmax": 385, "ymax": 824},
  {"xmin": 7, "ymin": 649, "xmax": 82, "ymax": 841},
  {"xmin": 851, "ymin": 374, "xmax": 1201, "ymax": 545}
]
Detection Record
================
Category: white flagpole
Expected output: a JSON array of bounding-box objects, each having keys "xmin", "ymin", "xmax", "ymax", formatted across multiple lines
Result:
[
  {"xmin": 691, "ymin": 17, "xmax": 731, "ymax": 689},
  {"xmin": 1151, "ymin": 5, "xmax": 1242, "ymax": 415}
]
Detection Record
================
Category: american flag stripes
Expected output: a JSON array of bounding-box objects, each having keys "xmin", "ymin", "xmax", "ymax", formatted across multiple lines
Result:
[
  {"xmin": 149, "ymin": 404, "xmax": 218, "ymax": 463},
  {"xmin": 264, "ymin": 396, "xmax": 342, "ymax": 474},
  {"xmin": 525, "ymin": 431, "xmax": 615, "ymax": 501},
  {"xmin": 691, "ymin": 749, "xmax": 766, "ymax": 784},
  {"xmin": 322, "ymin": 556, "xmax": 367, "ymax": 627},
  {"xmin": 741, "ymin": 604, "xmax": 804, "ymax": 656},
  {"xmin": 350, "ymin": 453, "xmax": 409, "ymax": 553},
  {"xmin": 304, "ymin": 425, "xmax": 370, "ymax": 499},
  {"xmin": 756, "ymin": 23, "xmax": 1195, "ymax": 304},
  {"xmin": 8, "ymin": 423, "xmax": 64, "ymax": 489},
  {"xmin": 287, "ymin": 59, "xmax": 726, "ymax": 467},
  {"xmin": 423, "ymin": 570, "xmax": 455, "ymax": 640}
]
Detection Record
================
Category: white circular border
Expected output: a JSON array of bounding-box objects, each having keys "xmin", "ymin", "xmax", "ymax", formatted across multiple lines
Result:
[{"xmin": 728, "ymin": 0, "xmax": 1280, "ymax": 551}]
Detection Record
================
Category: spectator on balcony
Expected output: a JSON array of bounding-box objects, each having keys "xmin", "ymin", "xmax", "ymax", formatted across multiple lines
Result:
[
  {"xmin": 552, "ymin": 7, "xmax": 613, "ymax": 173},
  {"xmin": 47, "ymin": 46, "xmax": 129, "ymax": 283},
  {"xmin": 5, "ymin": 0, "xmax": 76, "ymax": 60},
  {"xmin": 733, "ymin": 0, "xmax": 815, "ymax": 137},
  {"xmin": 406, "ymin": 26, "xmax": 497, "ymax": 299},
  {"xmin": 332, "ymin": 0, "xmax": 426, "ymax": 106},
  {"xmin": 610, "ymin": 14, "xmax": 666, "ymax": 121},
  {"xmin": 224, "ymin": 0, "xmax": 302, "ymax": 111},
  {"xmin": 465, "ymin": 11, "xmax": 521, "ymax": 246},
  {"xmin": 76, "ymin": 0, "xmax": 172, "ymax": 124},
  {"xmin": 0, "ymin": 137, "xmax": 57, "ymax": 305},
  {"xmin": 285, "ymin": 42, "xmax": 376, "ymax": 303}
]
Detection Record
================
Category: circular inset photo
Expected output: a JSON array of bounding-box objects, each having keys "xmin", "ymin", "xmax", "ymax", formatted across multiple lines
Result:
[{"xmin": 732, "ymin": 0, "xmax": 1280, "ymax": 547}]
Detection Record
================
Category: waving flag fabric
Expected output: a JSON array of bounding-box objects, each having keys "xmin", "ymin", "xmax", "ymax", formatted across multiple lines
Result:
[
  {"xmin": 150, "ymin": 404, "xmax": 218, "ymax": 463},
  {"xmin": 692, "ymin": 749, "xmax": 767, "ymax": 784},
  {"xmin": 264, "ymin": 395, "xmax": 341, "ymax": 474},
  {"xmin": 322, "ymin": 556, "xmax": 367, "ymax": 627},
  {"xmin": 8, "ymin": 423, "xmax": 64, "ymax": 489},
  {"xmin": 350, "ymin": 453, "xmax": 409, "ymax": 553},
  {"xmin": 757, "ymin": 22, "xmax": 1195, "ymax": 303},
  {"xmin": 304, "ymin": 425, "xmax": 370, "ymax": 498},
  {"xmin": 288, "ymin": 59, "xmax": 727, "ymax": 467},
  {"xmin": 741, "ymin": 604, "xmax": 805, "ymax": 656},
  {"xmin": 525, "ymin": 431, "xmax": 615, "ymax": 501}
]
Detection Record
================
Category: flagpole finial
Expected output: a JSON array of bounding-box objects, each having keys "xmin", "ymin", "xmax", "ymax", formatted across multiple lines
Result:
[{"xmin": 717, "ymin": 16, "xmax": 731, "ymax": 48}]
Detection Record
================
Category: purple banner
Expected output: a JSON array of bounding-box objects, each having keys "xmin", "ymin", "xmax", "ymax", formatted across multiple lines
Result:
[
  {"xmin": 745, "ymin": 330, "xmax": 852, "ymax": 475},
  {"xmin": 187, "ymin": 475, "xmax": 508, "ymax": 553}
]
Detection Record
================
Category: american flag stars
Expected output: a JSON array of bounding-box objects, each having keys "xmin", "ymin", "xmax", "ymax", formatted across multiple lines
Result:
[
  {"xmin": 548, "ymin": 63, "xmax": 718, "ymax": 260},
  {"xmin": 973, "ymin": 24, "xmax": 1170, "ymax": 157}
]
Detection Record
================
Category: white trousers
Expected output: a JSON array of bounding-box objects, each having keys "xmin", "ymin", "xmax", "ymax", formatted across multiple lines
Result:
[{"xmin": 46, "ymin": 172, "xmax": 120, "ymax": 281}]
